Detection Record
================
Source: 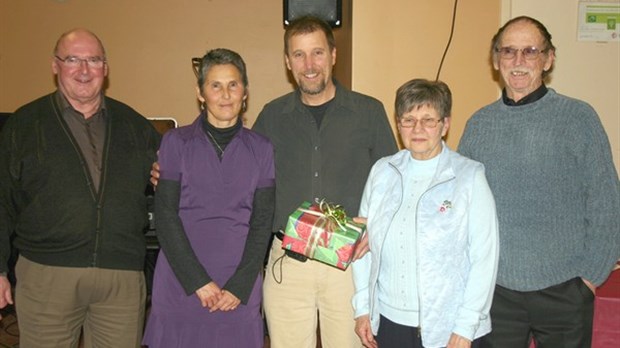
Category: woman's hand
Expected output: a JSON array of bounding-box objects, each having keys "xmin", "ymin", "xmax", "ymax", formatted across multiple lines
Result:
[
  {"xmin": 352, "ymin": 217, "xmax": 369, "ymax": 261},
  {"xmin": 446, "ymin": 333, "xmax": 472, "ymax": 348},
  {"xmin": 582, "ymin": 278, "xmax": 596, "ymax": 295},
  {"xmin": 195, "ymin": 281, "xmax": 222, "ymax": 310},
  {"xmin": 211, "ymin": 289, "xmax": 241, "ymax": 312},
  {"xmin": 354, "ymin": 315, "xmax": 377, "ymax": 348},
  {"xmin": 149, "ymin": 160, "xmax": 160, "ymax": 187}
]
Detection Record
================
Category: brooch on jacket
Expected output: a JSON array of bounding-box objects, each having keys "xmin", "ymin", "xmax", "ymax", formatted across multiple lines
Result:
[{"xmin": 439, "ymin": 200, "xmax": 452, "ymax": 213}]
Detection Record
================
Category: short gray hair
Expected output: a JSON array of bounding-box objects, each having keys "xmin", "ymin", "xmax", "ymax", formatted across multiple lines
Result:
[
  {"xmin": 395, "ymin": 79, "xmax": 452, "ymax": 119},
  {"xmin": 197, "ymin": 48, "xmax": 248, "ymax": 93}
]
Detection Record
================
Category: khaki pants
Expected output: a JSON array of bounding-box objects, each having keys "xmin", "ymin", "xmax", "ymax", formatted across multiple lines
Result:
[
  {"xmin": 263, "ymin": 238, "xmax": 361, "ymax": 348},
  {"xmin": 15, "ymin": 257, "xmax": 146, "ymax": 348}
]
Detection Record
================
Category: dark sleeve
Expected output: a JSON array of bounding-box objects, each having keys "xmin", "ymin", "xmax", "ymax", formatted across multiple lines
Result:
[
  {"xmin": 146, "ymin": 122, "xmax": 162, "ymax": 164},
  {"xmin": 223, "ymin": 186, "xmax": 275, "ymax": 304},
  {"xmin": 251, "ymin": 108, "xmax": 268, "ymax": 137},
  {"xmin": 457, "ymin": 120, "xmax": 474, "ymax": 158},
  {"xmin": 578, "ymin": 107, "xmax": 620, "ymax": 285},
  {"xmin": 154, "ymin": 179, "xmax": 212, "ymax": 295},
  {"xmin": 457, "ymin": 112, "xmax": 484, "ymax": 160},
  {"xmin": 369, "ymin": 101, "xmax": 398, "ymax": 162},
  {"xmin": 0, "ymin": 119, "xmax": 17, "ymax": 274}
]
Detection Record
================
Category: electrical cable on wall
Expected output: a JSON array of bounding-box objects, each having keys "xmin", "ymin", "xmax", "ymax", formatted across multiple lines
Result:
[{"xmin": 435, "ymin": 0, "xmax": 459, "ymax": 81}]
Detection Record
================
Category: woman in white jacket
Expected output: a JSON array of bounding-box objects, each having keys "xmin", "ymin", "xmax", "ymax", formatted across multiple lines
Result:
[{"xmin": 352, "ymin": 79, "xmax": 499, "ymax": 348}]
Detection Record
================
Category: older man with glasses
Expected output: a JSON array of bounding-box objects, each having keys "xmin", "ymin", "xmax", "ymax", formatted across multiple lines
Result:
[
  {"xmin": 458, "ymin": 16, "xmax": 620, "ymax": 348},
  {"xmin": 0, "ymin": 28, "xmax": 160, "ymax": 347}
]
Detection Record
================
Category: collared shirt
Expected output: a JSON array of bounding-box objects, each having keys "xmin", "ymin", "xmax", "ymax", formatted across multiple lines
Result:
[
  {"xmin": 55, "ymin": 91, "xmax": 107, "ymax": 192},
  {"xmin": 253, "ymin": 81, "xmax": 398, "ymax": 231},
  {"xmin": 502, "ymin": 84, "xmax": 548, "ymax": 106}
]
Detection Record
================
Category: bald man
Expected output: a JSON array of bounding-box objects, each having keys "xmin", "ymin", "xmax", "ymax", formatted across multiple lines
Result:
[{"xmin": 0, "ymin": 29, "xmax": 160, "ymax": 347}]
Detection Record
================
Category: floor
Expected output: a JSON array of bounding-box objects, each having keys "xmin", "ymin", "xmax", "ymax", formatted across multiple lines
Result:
[
  {"xmin": 0, "ymin": 305, "xmax": 18, "ymax": 348},
  {"xmin": 1, "ymin": 299, "xmax": 329, "ymax": 348}
]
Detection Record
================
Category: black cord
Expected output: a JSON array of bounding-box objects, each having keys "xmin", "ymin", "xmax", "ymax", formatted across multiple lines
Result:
[
  {"xmin": 271, "ymin": 254, "xmax": 285, "ymax": 284},
  {"xmin": 435, "ymin": 0, "xmax": 459, "ymax": 81}
]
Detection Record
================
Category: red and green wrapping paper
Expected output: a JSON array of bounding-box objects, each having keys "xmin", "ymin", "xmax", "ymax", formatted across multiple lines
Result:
[{"xmin": 282, "ymin": 201, "xmax": 365, "ymax": 270}]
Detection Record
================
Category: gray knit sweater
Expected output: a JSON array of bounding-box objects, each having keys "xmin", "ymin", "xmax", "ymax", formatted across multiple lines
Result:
[{"xmin": 458, "ymin": 89, "xmax": 619, "ymax": 291}]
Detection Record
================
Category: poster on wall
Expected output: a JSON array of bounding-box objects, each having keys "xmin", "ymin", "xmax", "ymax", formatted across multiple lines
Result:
[{"xmin": 577, "ymin": 1, "xmax": 620, "ymax": 42}]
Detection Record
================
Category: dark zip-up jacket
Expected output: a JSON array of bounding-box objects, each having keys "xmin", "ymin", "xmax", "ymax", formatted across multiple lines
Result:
[{"xmin": 0, "ymin": 93, "xmax": 160, "ymax": 273}]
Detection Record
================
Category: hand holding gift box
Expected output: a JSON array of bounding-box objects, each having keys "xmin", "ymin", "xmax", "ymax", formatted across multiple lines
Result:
[{"xmin": 282, "ymin": 200, "xmax": 366, "ymax": 270}]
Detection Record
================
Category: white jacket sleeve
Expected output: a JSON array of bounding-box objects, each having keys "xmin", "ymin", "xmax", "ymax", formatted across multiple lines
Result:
[
  {"xmin": 452, "ymin": 167, "xmax": 499, "ymax": 340},
  {"xmin": 351, "ymin": 165, "xmax": 376, "ymax": 318}
]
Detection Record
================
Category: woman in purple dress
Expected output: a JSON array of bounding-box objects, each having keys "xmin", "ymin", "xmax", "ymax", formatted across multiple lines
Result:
[{"xmin": 142, "ymin": 48, "xmax": 275, "ymax": 347}]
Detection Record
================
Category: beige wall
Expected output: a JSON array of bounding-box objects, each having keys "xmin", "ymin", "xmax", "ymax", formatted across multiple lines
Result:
[
  {"xmin": 2, "ymin": 1, "xmax": 616, "ymax": 172},
  {"xmin": 0, "ymin": 0, "xmax": 499, "ymax": 145},
  {"xmin": 0, "ymin": 0, "xmax": 292, "ymax": 127},
  {"xmin": 352, "ymin": 0, "xmax": 502, "ymax": 150},
  {"xmin": 501, "ymin": 0, "xmax": 620, "ymax": 171},
  {"xmin": 353, "ymin": 0, "xmax": 619, "ymax": 172}
]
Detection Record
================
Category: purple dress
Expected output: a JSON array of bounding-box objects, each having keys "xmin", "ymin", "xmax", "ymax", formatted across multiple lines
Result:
[{"xmin": 142, "ymin": 116, "xmax": 275, "ymax": 347}]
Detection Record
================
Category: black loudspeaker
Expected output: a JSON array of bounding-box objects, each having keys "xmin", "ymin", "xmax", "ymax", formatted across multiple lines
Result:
[{"xmin": 284, "ymin": 0, "xmax": 342, "ymax": 27}]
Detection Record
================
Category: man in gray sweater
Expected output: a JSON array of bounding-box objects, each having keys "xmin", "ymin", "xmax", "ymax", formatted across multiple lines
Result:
[{"xmin": 458, "ymin": 16, "xmax": 619, "ymax": 348}]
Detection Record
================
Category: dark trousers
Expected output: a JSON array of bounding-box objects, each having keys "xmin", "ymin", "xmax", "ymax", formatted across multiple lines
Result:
[
  {"xmin": 481, "ymin": 278, "xmax": 594, "ymax": 348},
  {"xmin": 376, "ymin": 315, "xmax": 483, "ymax": 348}
]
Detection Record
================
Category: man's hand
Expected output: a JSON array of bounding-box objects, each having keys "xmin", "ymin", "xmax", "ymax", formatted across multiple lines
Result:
[
  {"xmin": 352, "ymin": 217, "xmax": 369, "ymax": 261},
  {"xmin": 0, "ymin": 275, "xmax": 13, "ymax": 321},
  {"xmin": 582, "ymin": 278, "xmax": 596, "ymax": 295},
  {"xmin": 150, "ymin": 161, "xmax": 160, "ymax": 187},
  {"xmin": 446, "ymin": 333, "xmax": 472, "ymax": 348},
  {"xmin": 195, "ymin": 281, "xmax": 222, "ymax": 310},
  {"xmin": 354, "ymin": 315, "xmax": 377, "ymax": 348},
  {"xmin": 211, "ymin": 289, "xmax": 241, "ymax": 312}
]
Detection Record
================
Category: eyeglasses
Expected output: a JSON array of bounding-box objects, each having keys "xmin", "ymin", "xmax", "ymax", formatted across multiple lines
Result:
[
  {"xmin": 55, "ymin": 55, "xmax": 106, "ymax": 68},
  {"xmin": 398, "ymin": 117, "xmax": 443, "ymax": 128},
  {"xmin": 495, "ymin": 46, "xmax": 547, "ymax": 60}
]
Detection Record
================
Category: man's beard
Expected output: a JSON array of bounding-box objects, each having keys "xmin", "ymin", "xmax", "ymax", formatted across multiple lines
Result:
[{"xmin": 298, "ymin": 79, "xmax": 327, "ymax": 96}]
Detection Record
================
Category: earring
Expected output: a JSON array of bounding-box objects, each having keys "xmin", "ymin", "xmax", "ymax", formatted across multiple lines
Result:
[
  {"xmin": 200, "ymin": 102, "xmax": 206, "ymax": 111},
  {"xmin": 242, "ymin": 100, "xmax": 247, "ymax": 112}
]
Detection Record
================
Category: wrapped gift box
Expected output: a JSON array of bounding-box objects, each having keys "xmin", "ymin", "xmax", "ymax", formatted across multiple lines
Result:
[{"xmin": 282, "ymin": 201, "xmax": 365, "ymax": 270}]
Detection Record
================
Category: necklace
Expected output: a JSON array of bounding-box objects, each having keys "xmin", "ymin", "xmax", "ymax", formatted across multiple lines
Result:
[{"xmin": 206, "ymin": 130, "xmax": 224, "ymax": 157}]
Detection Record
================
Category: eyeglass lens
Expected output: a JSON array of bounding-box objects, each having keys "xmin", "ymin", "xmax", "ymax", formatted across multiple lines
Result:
[
  {"xmin": 56, "ymin": 56, "xmax": 105, "ymax": 68},
  {"xmin": 497, "ymin": 47, "xmax": 544, "ymax": 60},
  {"xmin": 399, "ymin": 118, "xmax": 441, "ymax": 128}
]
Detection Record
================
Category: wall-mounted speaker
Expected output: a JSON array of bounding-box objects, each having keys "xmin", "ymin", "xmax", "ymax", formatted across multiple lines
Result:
[{"xmin": 283, "ymin": 0, "xmax": 342, "ymax": 28}]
